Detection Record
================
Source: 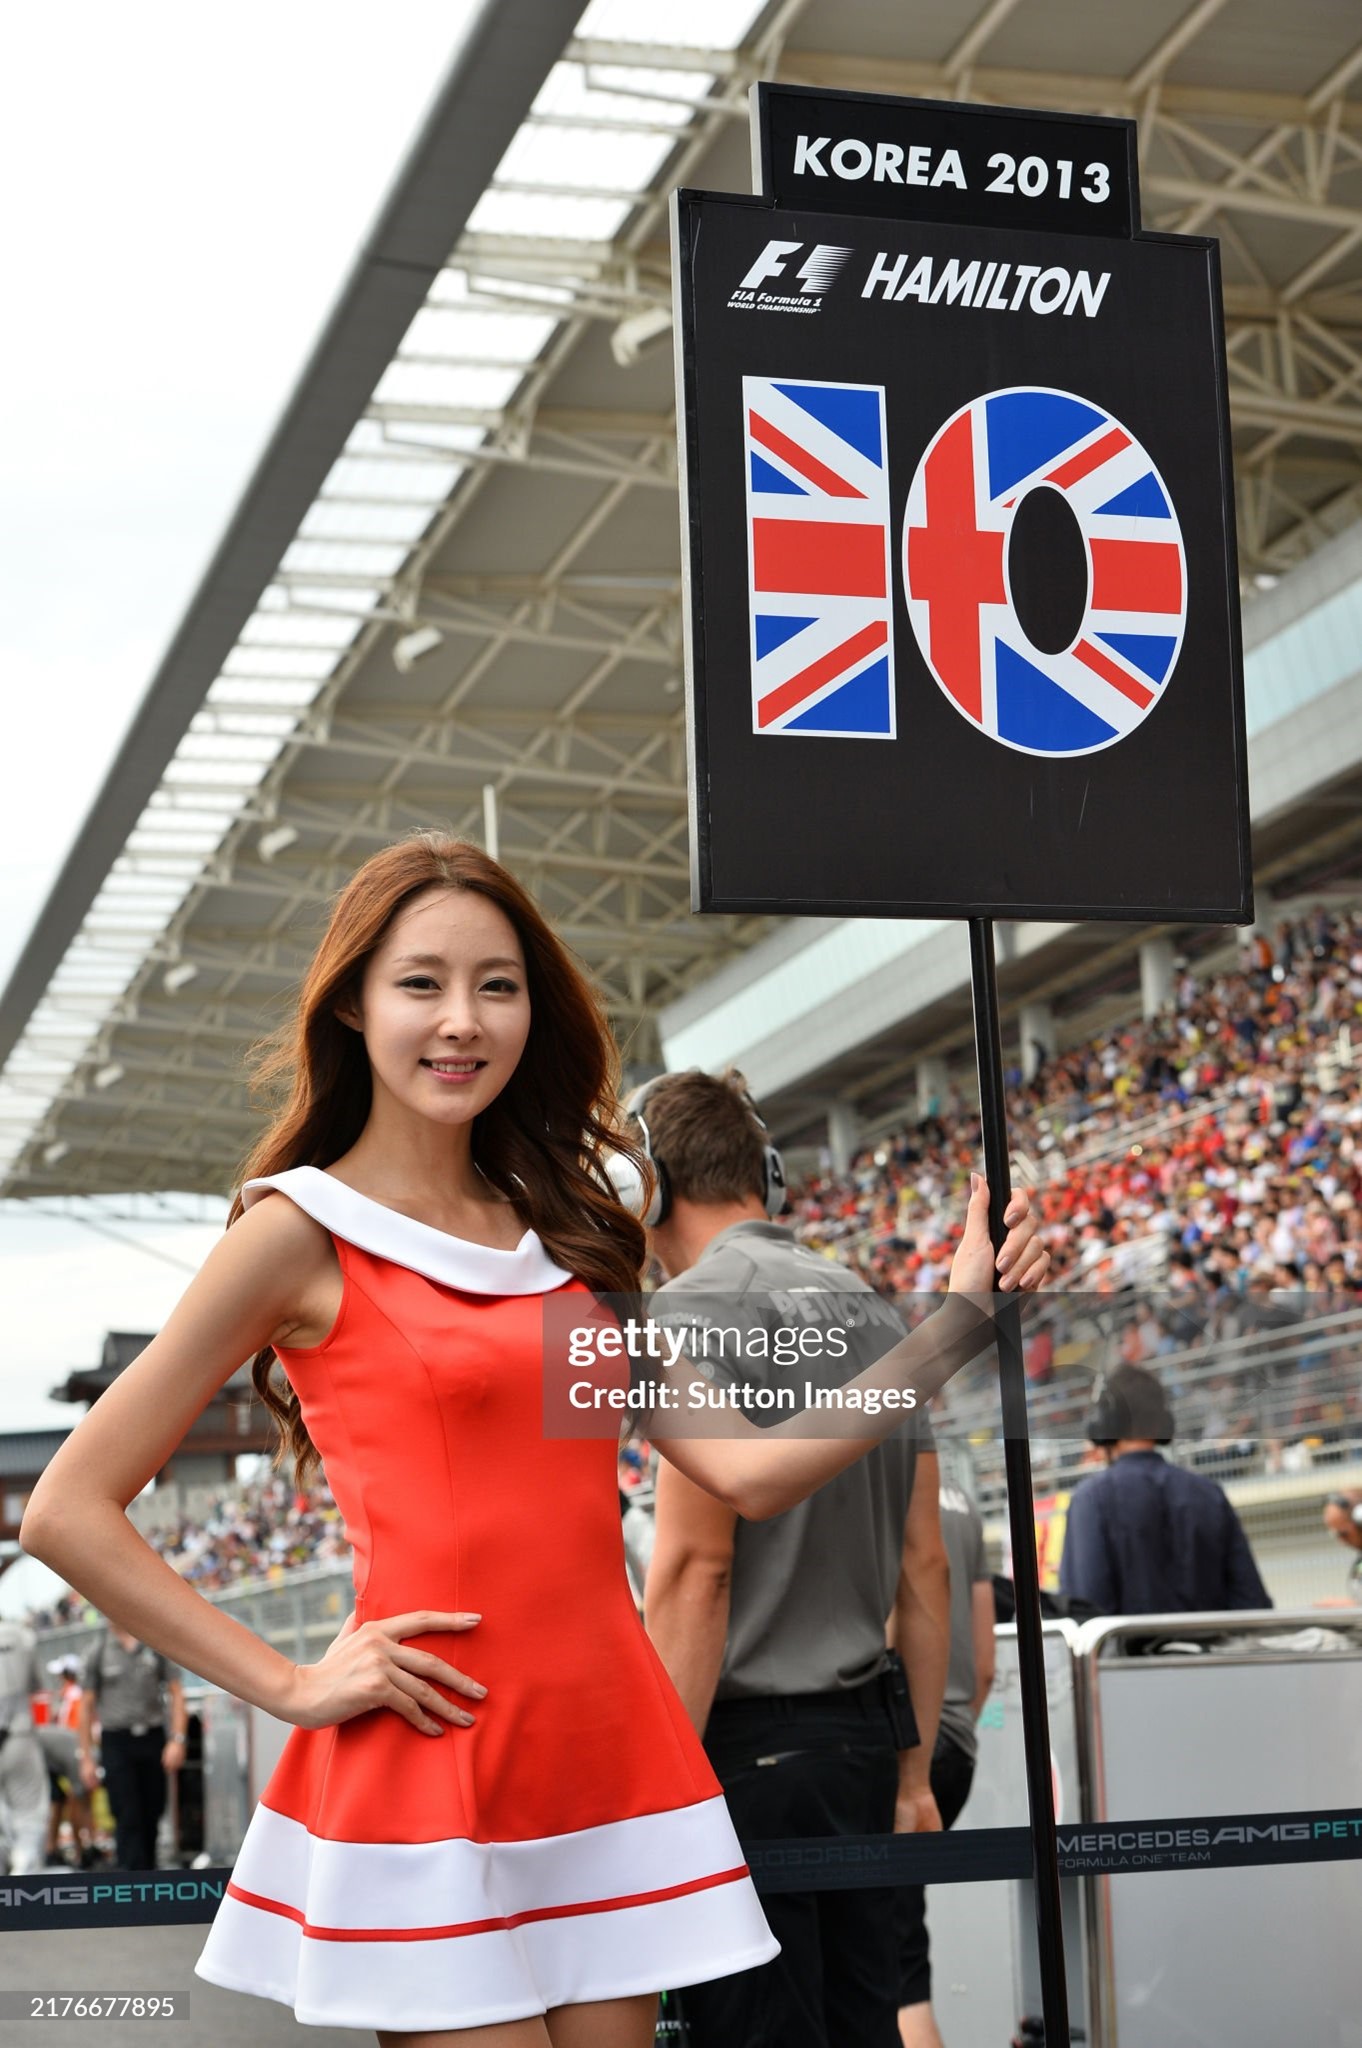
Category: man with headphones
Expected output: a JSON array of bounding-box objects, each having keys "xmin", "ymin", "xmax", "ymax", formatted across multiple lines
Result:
[
  {"xmin": 1059, "ymin": 1363, "xmax": 1270, "ymax": 1615},
  {"xmin": 630, "ymin": 1067, "xmax": 952, "ymax": 2048}
]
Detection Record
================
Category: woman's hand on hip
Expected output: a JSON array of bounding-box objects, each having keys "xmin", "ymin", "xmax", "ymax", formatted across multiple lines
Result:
[{"xmin": 281, "ymin": 1610, "xmax": 486, "ymax": 1736}]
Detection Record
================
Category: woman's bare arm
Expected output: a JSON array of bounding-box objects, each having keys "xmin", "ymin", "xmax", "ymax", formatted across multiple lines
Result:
[
  {"xmin": 649, "ymin": 1177, "xmax": 1049, "ymax": 1520},
  {"xmin": 20, "ymin": 1196, "xmax": 337, "ymax": 1720},
  {"xmin": 649, "ymin": 1290, "xmax": 998, "ymax": 1521}
]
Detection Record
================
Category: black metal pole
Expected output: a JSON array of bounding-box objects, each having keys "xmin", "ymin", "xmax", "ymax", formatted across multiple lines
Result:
[{"xmin": 967, "ymin": 917, "xmax": 1070, "ymax": 2047}]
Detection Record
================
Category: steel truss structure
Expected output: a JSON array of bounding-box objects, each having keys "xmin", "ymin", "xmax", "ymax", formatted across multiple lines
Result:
[{"xmin": 3, "ymin": 0, "xmax": 1361, "ymax": 1197}]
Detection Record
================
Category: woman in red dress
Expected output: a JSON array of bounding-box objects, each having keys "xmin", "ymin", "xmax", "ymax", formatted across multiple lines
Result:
[{"xmin": 21, "ymin": 835, "xmax": 1047, "ymax": 2046}]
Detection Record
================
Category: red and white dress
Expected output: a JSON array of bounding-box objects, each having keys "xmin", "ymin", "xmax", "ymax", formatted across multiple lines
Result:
[{"xmin": 193, "ymin": 1167, "xmax": 778, "ymax": 2030}]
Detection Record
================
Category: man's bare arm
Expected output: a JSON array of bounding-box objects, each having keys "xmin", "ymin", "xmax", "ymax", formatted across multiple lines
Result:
[
  {"xmin": 645, "ymin": 1461, "xmax": 737, "ymax": 1736},
  {"xmin": 970, "ymin": 1580, "xmax": 997, "ymax": 1719},
  {"xmin": 889, "ymin": 1453, "xmax": 950, "ymax": 1816},
  {"xmin": 77, "ymin": 1688, "xmax": 97, "ymax": 1767},
  {"xmin": 166, "ymin": 1675, "xmax": 188, "ymax": 1742}
]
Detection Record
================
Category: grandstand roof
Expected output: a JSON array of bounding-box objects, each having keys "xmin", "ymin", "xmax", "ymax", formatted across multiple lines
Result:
[{"xmin": 4, "ymin": 0, "xmax": 1362, "ymax": 1198}]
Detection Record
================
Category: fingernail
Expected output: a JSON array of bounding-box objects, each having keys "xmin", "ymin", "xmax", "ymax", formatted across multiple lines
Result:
[
  {"xmin": 970, "ymin": 1172, "xmax": 981, "ymax": 1193},
  {"xmin": 471, "ymin": 1683, "xmax": 488, "ymax": 1698},
  {"xmin": 458, "ymin": 1614, "xmax": 481, "ymax": 1623}
]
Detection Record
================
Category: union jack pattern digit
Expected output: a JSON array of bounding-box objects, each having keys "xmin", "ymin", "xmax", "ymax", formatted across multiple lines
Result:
[
  {"xmin": 903, "ymin": 385, "xmax": 1187, "ymax": 758},
  {"xmin": 744, "ymin": 376, "xmax": 896, "ymax": 738}
]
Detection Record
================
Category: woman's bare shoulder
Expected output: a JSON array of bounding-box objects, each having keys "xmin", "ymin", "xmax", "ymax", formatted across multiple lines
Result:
[
  {"xmin": 221, "ymin": 1190, "xmax": 342, "ymax": 1349},
  {"xmin": 226, "ymin": 1187, "xmax": 337, "ymax": 1273}
]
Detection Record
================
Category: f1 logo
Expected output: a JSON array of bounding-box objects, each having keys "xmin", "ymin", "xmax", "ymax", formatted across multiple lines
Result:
[
  {"xmin": 739, "ymin": 239, "xmax": 802, "ymax": 290},
  {"xmin": 739, "ymin": 240, "xmax": 853, "ymax": 293}
]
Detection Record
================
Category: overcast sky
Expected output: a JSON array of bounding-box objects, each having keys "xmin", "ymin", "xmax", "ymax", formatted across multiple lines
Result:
[{"xmin": 1, "ymin": 1, "xmax": 478, "ymax": 1431}]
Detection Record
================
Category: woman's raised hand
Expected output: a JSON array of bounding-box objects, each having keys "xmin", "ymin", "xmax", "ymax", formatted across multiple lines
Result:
[
  {"xmin": 283, "ymin": 1610, "xmax": 486, "ymax": 1737},
  {"xmin": 948, "ymin": 1174, "xmax": 1050, "ymax": 1297}
]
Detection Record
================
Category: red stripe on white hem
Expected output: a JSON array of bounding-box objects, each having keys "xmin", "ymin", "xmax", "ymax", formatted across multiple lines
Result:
[{"xmin": 225, "ymin": 1862, "xmax": 752, "ymax": 1943}]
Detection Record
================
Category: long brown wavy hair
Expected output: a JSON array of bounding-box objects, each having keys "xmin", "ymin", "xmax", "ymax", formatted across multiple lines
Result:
[{"xmin": 230, "ymin": 833, "xmax": 652, "ymax": 1484}]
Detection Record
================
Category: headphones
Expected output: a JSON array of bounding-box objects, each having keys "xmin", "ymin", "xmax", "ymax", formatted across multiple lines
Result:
[
  {"xmin": 1085, "ymin": 1365, "xmax": 1175, "ymax": 1447},
  {"xmin": 605, "ymin": 1072, "xmax": 788, "ymax": 1228}
]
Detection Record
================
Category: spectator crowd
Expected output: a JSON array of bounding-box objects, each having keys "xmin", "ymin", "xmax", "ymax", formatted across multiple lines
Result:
[
  {"xmin": 790, "ymin": 907, "xmax": 1362, "ymax": 1315},
  {"xmin": 784, "ymin": 905, "xmax": 1362, "ymax": 1488}
]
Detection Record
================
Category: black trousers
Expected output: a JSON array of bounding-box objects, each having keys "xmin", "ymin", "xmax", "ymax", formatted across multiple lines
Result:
[
  {"xmin": 895, "ymin": 1729, "xmax": 976, "ymax": 2009},
  {"xmin": 683, "ymin": 1686, "xmax": 902, "ymax": 2048},
  {"xmin": 99, "ymin": 1728, "xmax": 166, "ymax": 1870}
]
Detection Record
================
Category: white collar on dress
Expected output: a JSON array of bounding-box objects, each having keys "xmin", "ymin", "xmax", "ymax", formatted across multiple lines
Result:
[{"xmin": 240, "ymin": 1165, "xmax": 574, "ymax": 1296}]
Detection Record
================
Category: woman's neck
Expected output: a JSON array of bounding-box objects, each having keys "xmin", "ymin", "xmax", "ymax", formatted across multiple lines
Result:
[{"xmin": 333, "ymin": 1108, "xmax": 509, "ymax": 1214}]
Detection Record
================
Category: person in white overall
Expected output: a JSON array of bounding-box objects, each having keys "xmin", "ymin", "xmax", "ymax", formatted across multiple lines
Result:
[{"xmin": 0, "ymin": 1618, "xmax": 53, "ymax": 1874}]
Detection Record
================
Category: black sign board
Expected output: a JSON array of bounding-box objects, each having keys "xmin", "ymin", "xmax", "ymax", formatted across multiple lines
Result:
[
  {"xmin": 755, "ymin": 83, "xmax": 1139, "ymax": 240},
  {"xmin": 670, "ymin": 96, "xmax": 1245, "ymax": 2048},
  {"xmin": 673, "ymin": 116, "xmax": 1250, "ymax": 924}
]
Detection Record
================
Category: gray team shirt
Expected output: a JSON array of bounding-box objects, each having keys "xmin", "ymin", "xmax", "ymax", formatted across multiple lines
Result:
[
  {"xmin": 651, "ymin": 1220, "xmax": 934, "ymax": 1700},
  {"xmin": 80, "ymin": 1633, "xmax": 171, "ymax": 1732},
  {"xmin": 936, "ymin": 1480, "xmax": 990, "ymax": 1764}
]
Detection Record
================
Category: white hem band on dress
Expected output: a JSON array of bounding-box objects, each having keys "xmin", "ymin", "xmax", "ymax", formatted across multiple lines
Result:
[
  {"xmin": 193, "ymin": 1795, "xmax": 780, "ymax": 2029},
  {"xmin": 241, "ymin": 1167, "xmax": 575, "ymax": 1295}
]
